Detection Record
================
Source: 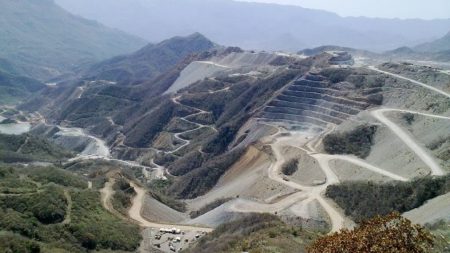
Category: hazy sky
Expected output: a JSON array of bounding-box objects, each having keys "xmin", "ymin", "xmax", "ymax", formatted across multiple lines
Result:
[{"xmin": 237, "ymin": 0, "xmax": 450, "ymax": 20}]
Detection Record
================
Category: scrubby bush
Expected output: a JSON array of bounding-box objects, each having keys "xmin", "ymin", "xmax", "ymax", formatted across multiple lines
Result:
[
  {"xmin": 111, "ymin": 178, "xmax": 136, "ymax": 215},
  {"xmin": 149, "ymin": 189, "xmax": 186, "ymax": 212},
  {"xmin": 185, "ymin": 213, "xmax": 317, "ymax": 253},
  {"xmin": 402, "ymin": 113, "xmax": 415, "ymax": 125},
  {"xmin": 28, "ymin": 167, "xmax": 87, "ymax": 189},
  {"xmin": 0, "ymin": 234, "xmax": 41, "ymax": 253},
  {"xmin": 323, "ymin": 125, "xmax": 377, "ymax": 158},
  {"xmin": 168, "ymin": 151, "xmax": 204, "ymax": 176},
  {"xmin": 169, "ymin": 149, "xmax": 244, "ymax": 199},
  {"xmin": 0, "ymin": 185, "xmax": 67, "ymax": 224},
  {"xmin": 0, "ymin": 134, "xmax": 73, "ymax": 163},
  {"xmin": 308, "ymin": 213, "xmax": 434, "ymax": 253},
  {"xmin": 282, "ymin": 159, "xmax": 299, "ymax": 176},
  {"xmin": 320, "ymin": 68, "xmax": 352, "ymax": 83},
  {"xmin": 70, "ymin": 190, "xmax": 141, "ymax": 251},
  {"xmin": 326, "ymin": 175, "xmax": 450, "ymax": 222}
]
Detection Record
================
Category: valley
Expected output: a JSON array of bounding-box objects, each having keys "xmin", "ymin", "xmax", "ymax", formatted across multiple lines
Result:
[
  {"xmin": 2, "ymin": 46, "xmax": 449, "ymax": 252},
  {"xmin": 1, "ymin": 2, "xmax": 450, "ymax": 251}
]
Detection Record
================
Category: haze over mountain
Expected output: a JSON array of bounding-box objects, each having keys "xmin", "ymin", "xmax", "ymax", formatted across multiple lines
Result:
[
  {"xmin": 55, "ymin": 0, "xmax": 450, "ymax": 52},
  {"xmin": 415, "ymin": 31, "xmax": 450, "ymax": 52},
  {"xmin": 0, "ymin": 0, "xmax": 146, "ymax": 80}
]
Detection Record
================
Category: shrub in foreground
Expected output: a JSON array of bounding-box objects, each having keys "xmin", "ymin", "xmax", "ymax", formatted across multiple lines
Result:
[{"xmin": 308, "ymin": 213, "xmax": 434, "ymax": 253}]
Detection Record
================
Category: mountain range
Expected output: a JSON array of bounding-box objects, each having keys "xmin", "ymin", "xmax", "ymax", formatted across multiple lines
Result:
[
  {"xmin": 0, "ymin": 0, "xmax": 146, "ymax": 80},
  {"xmin": 55, "ymin": 0, "xmax": 450, "ymax": 52},
  {"xmin": 1, "ymin": 1, "xmax": 450, "ymax": 252},
  {"xmin": 415, "ymin": 31, "xmax": 450, "ymax": 52}
]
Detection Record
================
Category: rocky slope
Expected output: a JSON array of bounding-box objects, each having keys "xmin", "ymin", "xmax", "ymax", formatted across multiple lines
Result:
[{"xmin": 12, "ymin": 32, "xmax": 450, "ymax": 253}]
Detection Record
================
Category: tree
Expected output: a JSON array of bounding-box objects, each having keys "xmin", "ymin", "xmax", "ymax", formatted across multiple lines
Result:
[{"xmin": 308, "ymin": 213, "xmax": 434, "ymax": 253}]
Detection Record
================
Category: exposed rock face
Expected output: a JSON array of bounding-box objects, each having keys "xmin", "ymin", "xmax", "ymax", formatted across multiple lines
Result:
[
  {"xmin": 328, "ymin": 51, "xmax": 354, "ymax": 66},
  {"xmin": 259, "ymin": 70, "xmax": 379, "ymax": 131}
]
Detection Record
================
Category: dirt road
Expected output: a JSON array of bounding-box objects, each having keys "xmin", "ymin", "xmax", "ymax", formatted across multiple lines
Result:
[
  {"xmin": 371, "ymin": 108, "xmax": 446, "ymax": 176},
  {"xmin": 368, "ymin": 66, "xmax": 450, "ymax": 99},
  {"xmin": 128, "ymin": 181, "xmax": 213, "ymax": 232}
]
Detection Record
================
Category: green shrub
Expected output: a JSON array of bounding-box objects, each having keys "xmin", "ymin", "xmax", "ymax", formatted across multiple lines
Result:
[
  {"xmin": 0, "ymin": 184, "xmax": 67, "ymax": 224},
  {"xmin": 70, "ymin": 190, "xmax": 141, "ymax": 251},
  {"xmin": 402, "ymin": 113, "xmax": 415, "ymax": 125},
  {"xmin": 0, "ymin": 234, "xmax": 41, "ymax": 253},
  {"xmin": 185, "ymin": 213, "xmax": 317, "ymax": 253},
  {"xmin": 111, "ymin": 178, "xmax": 136, "ymax": 215},
  {"xmin": 323, "ymin": 125, "xmax": 377, "ymax": 158},
  {"xmin": 0, "ymin": 134, "xmax": 73, "ymax": 163},
  {"xmin": 28, "ymin": 167, "xmax": 87, "ymax": 189},
  {"xmin": 282, "ymin": 159, "xmax": 299, "ymax": 176},
  {"xmin": 326, "ymin": 175, "xmax": 450, "ymax": 222}
]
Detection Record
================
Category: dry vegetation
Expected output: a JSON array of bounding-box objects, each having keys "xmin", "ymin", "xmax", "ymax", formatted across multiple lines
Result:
[{"xmin": 308, "ymin": 213, "xmax": 434, "ymax": 253}]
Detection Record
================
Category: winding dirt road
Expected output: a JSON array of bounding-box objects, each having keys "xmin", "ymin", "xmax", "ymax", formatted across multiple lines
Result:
[
  {"xmin": 128, "ymin": 181, "xmax": 213, "ymax": 232},
  {"xmin": 62, "ymin": 190, "xmax": 72, "ymax": 224},
  {"xmin": 368, "ymin": 66, "xmax": 450, "ymax": 99},
  {"xmin": 152, "ymin": 96, "xmax": 218, "ymax": 155},
  {"xmin": 371, "ymin": 108, "xmax": 448, "ymax": 176},
  {"xmin": 269, "ymin": 133, "xmax": 348, "ymax": 232}
]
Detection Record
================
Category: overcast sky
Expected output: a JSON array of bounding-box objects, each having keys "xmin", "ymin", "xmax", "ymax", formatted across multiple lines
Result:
[{"xmin": 237, "ymin": 0, "xmax": 450, "ymax": 20}]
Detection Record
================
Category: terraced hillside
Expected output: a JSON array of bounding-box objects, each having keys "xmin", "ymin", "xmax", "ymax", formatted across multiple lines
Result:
[{"xmin": 259, "ymin": 70, "xmax": 382, "ymax": 131}]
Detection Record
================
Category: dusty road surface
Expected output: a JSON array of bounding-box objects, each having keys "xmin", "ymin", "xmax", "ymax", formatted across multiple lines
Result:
[
  {"xmin": 128, "ymin": 181, "xmax": 213, "ymax": 232},
  {"xmin": 371, "ymin": 108, "xmax": 448, "ymax": 176},
  {"xmin": 100, "ymin": 178, "xmax": 116, "ymax": 213}
]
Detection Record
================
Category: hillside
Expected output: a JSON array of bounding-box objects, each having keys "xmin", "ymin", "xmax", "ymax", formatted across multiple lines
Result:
[
  {"xmin": 0, "ymin": 164, "xmax": 141, "ymax": 252},
  {"xmin": 83, "ymin": 33, "xmax": 217, "ymax": 83},
  {"xmin": 415, "ymin": 31, "xmax": 450, "ymax": 52},
  {"xmin": 55, "ymin": 0, "xmax": 450, "ymax": 52},
  {"xmin": 0, "ymin": 0, "xmax": 146, "ymax": 80},
  {"xmin": 6, "ymin": 34, "xmax": 450, "ymax": 253},
  {"xmin": 0, "ymin": 70, "xmax": 46, "ymax": 105}
]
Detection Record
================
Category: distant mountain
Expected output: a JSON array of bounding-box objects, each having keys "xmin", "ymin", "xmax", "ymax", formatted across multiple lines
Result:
[
  {"xmin": 55, "ymin": 0, "xmax": 450, "ymax": 52},
  {"xmin": 0, "ymin": 0, "xmax": 146, "ymax": 81},
  {"xmin": 22, "ymin": 33, "xmax": 218, "ymax": 123},
  {"xmin": 414, "ymin": 31, "xmax": 450, "ymax": 52},
  {"xmin": 0, "ymin": 58, "xmax": 21, "ymax": 77},
  {"xmin": 84, "ymin": 33, "xmax": 217, "ymax": 83}
]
